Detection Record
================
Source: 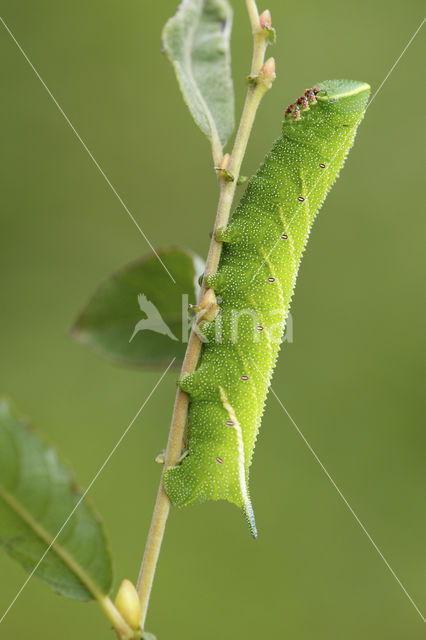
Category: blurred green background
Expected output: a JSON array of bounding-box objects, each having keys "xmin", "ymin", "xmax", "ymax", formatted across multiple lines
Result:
[{"xmin": 0, "ymin": 1, "xmax": 425, "ymax": 638}]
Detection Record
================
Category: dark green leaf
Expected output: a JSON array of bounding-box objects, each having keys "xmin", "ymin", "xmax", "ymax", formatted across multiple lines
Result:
[
  {"xmin": 71, "ymin": 248, "xmax": 204, "ymax": 370},
  {"xmin": 0, "ymin": 399, "xmax": 112, "ymax": 601},
  {"xmin": 163, "ymin": 0, "xmax": 234, "ymax": 147}
]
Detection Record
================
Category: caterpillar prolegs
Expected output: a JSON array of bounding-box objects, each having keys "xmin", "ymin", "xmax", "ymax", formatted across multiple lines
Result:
[{"xmin": 164, "ymin": 79, "xmax": 370, "ymax": 536}]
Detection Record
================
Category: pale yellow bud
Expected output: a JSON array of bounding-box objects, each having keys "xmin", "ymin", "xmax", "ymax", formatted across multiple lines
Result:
[
  {"xmin": 259, "ymin": 9, "xmax": 272, "ymax": 29},
  {"xmin": 218, "ymin": 153, "xmax": 231, "ymax": 170},
  {"xmin": 261, "ymin": 57, "xmax": 276, "ymax": 79},
  {"xmin": 114, "ymin": 579, "xmax": 141, "ymax": 631}
]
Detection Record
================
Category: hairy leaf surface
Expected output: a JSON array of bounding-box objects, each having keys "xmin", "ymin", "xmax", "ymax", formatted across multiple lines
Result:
[
  {"xmin": 163, "ymin": 0, "xmax": 234, "ymax": 147},
  {"xmin": 0, "ymin": 400, "xmax": 112, "ymax": 600},
  {"xmin": 164, "ymin": 80, "xmax": 370, "ymax": 536}
]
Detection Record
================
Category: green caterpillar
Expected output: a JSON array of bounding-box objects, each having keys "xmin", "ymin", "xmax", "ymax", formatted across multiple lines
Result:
[{"xmin": 164, "ymin": 79, "xmax": 370, "ymax": 536}]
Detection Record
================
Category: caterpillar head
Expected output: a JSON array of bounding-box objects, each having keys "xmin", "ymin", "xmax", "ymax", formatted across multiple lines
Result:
[{"xmin": 284, "ymin": 79, "xmax": 370, "ymax": 127}]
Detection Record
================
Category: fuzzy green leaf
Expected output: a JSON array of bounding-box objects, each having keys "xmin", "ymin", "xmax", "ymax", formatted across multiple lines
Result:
[
  {"xmin": 163, "ymin": 0, "xmax": 235, "ymax": 147},
  {"xmin": 0, "ymin": 399, "xmax": 112, "ymax": 600},
  {"xmin": 72, "ymin": 248, "xmax": 203, "ymax": 370}
]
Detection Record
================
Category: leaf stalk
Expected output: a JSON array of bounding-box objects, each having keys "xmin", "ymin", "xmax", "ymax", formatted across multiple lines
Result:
[{"xmin": 99, "ymin": 594, "xmax": 138, "ymax": 640}]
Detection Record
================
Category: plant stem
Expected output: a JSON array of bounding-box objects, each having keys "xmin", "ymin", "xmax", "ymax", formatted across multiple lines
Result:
[
  {"xmin": 136, "ymin": 0, "xmax": 274, "ymax": 630},
  {"xmin": 245, "ymin": 0, "xmax": 261, "ymax": 32},
  {"xmin": 98, "ymin": 594, "xmax": 137, "ymax": 640}
]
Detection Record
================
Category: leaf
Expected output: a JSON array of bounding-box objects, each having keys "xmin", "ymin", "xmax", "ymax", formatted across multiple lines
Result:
[
  {"xmin": 0, "ymin": 399, "xmax": 112, "ymax": 601},
  {"xmin": 72, "ymin": 248, "xmax": 204, "ymax": 370},
  {"xmin": 163, "ymin": 0, "xmax": 234, "ymax": 148}
]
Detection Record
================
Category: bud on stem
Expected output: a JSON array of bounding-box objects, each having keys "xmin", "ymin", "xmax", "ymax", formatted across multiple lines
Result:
[
  {"xmin": 259, "ymin": 10, "xmax": 272, "ymax": 29},
  {"xmin": 261, "ymin": 57, "xmax": 275, "ymax": 80},
  {"xmin": 197, "ymin": 288, "xmax": 219, "ymax": 323},
  {"xmin": 218, "ymin": 153, "xmax": 231, "ymax": 170},
  {"xmin": 215, "ymin": 153, "xmax": 234, "ymax": 182},
  {"xmin": 115, "ymin": 579, "xmax": 141, "ymax": 631}
]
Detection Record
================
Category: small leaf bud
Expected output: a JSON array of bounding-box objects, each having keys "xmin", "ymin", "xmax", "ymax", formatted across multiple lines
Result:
[
  {"xmin": 218, "ymin": 153, "xmax": 231, "ymax": 170},
  {"xmin": 261, "ymin": 57, "xmax": 276, "ymax": 80},
  {"xmin": 114, "ymin": 579, "xmax": 141, "ymax": 631},
  {"xmin": 259, "ymin": 10, "xmax": 272, "ymax": 29},
  {"xmin": 155, "ymin": 449, "xmax": 166, "ymax": 464},
  {"xmin": 198, "ymin": 288, "xmax": 220, "ymax": 323}
]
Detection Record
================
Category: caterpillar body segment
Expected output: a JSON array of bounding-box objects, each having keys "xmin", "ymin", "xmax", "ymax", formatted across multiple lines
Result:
[{"xmin": 164, "ymin": 80, "xmax": 370, "ymax": 533}]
